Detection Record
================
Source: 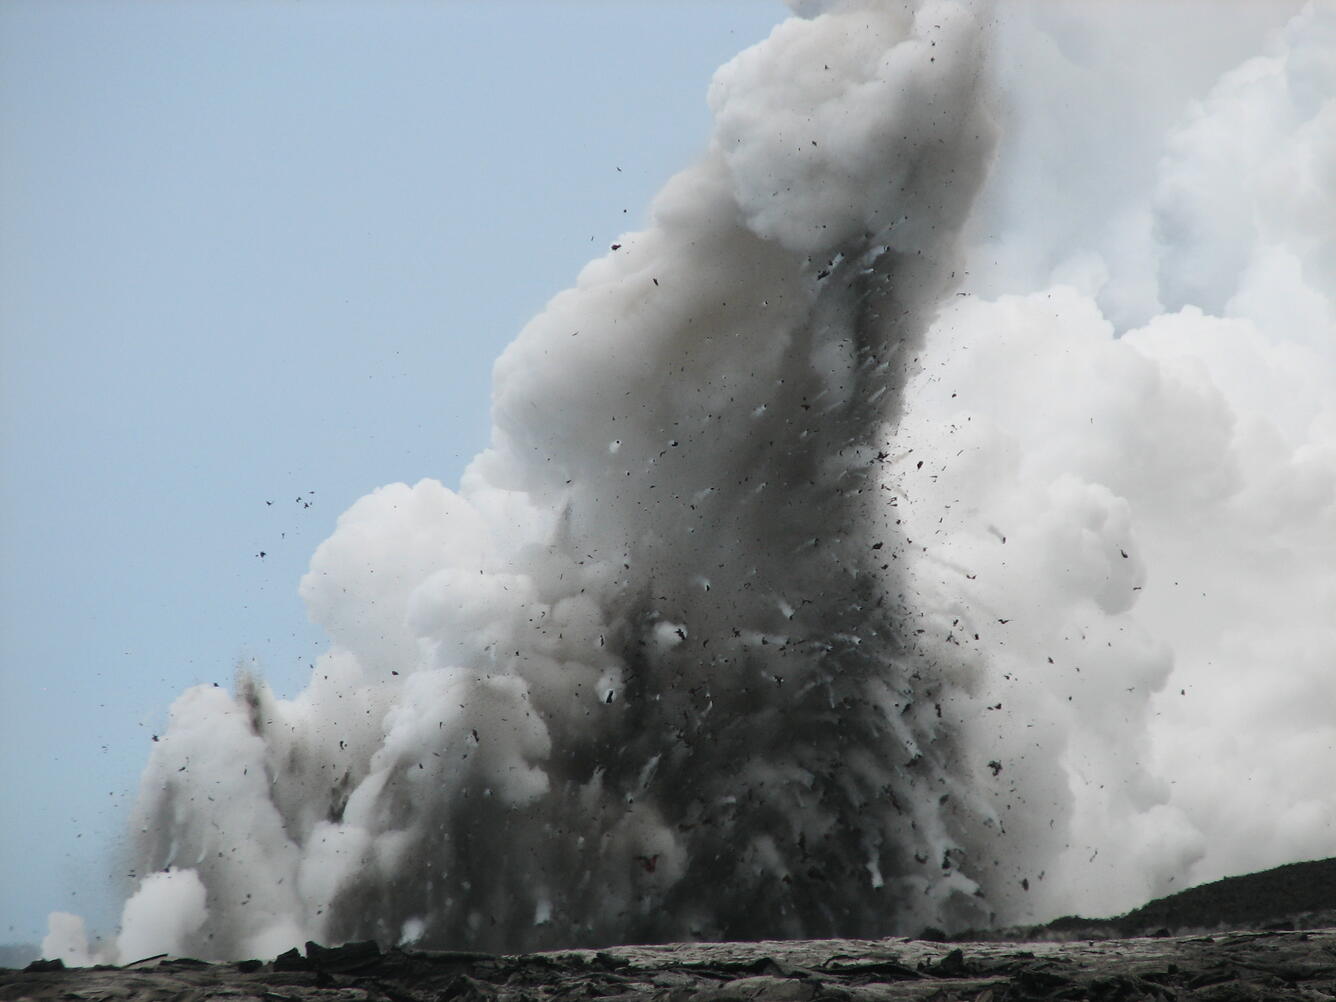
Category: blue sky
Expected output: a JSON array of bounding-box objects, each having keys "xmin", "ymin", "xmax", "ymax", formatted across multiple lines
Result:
[{"xmin": 0, "ymin": 0, "xmax": 784, "ymax": 946}]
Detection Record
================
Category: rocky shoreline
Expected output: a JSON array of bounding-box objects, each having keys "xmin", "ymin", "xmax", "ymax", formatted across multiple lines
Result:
[
  {"xmin": 8, "ymin": 860, "xmax": 1336, "ymax": 1001},
  {"xmin": 6, "ymin": 927, "xmax": 1336, "ymax": 1002}
]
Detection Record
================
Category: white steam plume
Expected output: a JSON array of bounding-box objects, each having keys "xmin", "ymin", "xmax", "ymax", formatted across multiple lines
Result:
[
  {"xmin": 892, "ymin": 0, "xmax": 1336, "ymax": 923},
  {"xmin": 72, "ymin": 0, "xmax": 1335, "ymax": 964}
]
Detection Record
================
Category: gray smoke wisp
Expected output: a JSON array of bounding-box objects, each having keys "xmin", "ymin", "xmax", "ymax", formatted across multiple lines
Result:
[{"xmin": 102, "ymin": 1, "xmax": 1003, "ymax": 960}]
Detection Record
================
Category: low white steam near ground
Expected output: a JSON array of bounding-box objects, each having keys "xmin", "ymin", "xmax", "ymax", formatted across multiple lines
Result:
[{"xmin": 43, "ymin": 0, "xmax": 1335, "ymax": 965}]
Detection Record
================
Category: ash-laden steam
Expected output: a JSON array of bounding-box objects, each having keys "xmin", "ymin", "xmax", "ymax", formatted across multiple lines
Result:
[
  {"xmin": 111, "ymin": 1, "xmax": 1003, "ymax": 960},
  {"xmin": 56, "ymin": 0, "xmax": 1336, "ymax": 967}
]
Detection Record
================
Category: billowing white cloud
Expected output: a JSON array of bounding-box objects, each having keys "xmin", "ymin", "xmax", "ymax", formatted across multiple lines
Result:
[
  {"xmin": 115, "ymin": 869, "xmax": 208, "ymax": 964},
  {"xmin": 893, "ymin": 0, "xmax": 1335, "ymax": 922}
]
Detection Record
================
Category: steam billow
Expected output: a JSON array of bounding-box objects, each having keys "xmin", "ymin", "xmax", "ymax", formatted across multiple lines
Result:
[
  {"xmin": 119, "ymin": 2, "xmax": 1000, "ymax": 959},
  {"xmin": 94, "ymin": 0, "xmax": 1336, "ymax": 967}
]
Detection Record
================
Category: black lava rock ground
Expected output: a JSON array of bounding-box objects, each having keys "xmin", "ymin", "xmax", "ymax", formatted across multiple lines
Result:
[{"xmin": 5, "ymin": 859, "xmax": 1335, "ymax": 1002}]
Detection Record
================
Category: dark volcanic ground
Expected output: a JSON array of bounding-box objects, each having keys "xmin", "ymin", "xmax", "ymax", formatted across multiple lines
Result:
[
  {"xmin": 980, "ymin": 857, "xmax": 1336, "ymax": 942},
  {"xmin": 5, "ymin": 858, "xmax": 1336, "ymax": 1002}
]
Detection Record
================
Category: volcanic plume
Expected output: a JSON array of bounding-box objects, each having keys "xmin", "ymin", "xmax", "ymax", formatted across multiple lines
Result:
[{"xmin": 48, "ymin": 0, "xmax": 1334, "ymax": 966}]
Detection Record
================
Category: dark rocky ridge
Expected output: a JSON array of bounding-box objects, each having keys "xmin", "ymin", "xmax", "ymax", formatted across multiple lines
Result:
[
  {"xmin": 1115, "ymin": 858, "xmax": 1336, "ymax": 936},
  {"xmin": 969, "ymin": 857, "xmax": 1336, "ymax": 943},
  {"xmin": 5, "ymin": 858, "xmax": 1335, "ymax": 1002}
]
